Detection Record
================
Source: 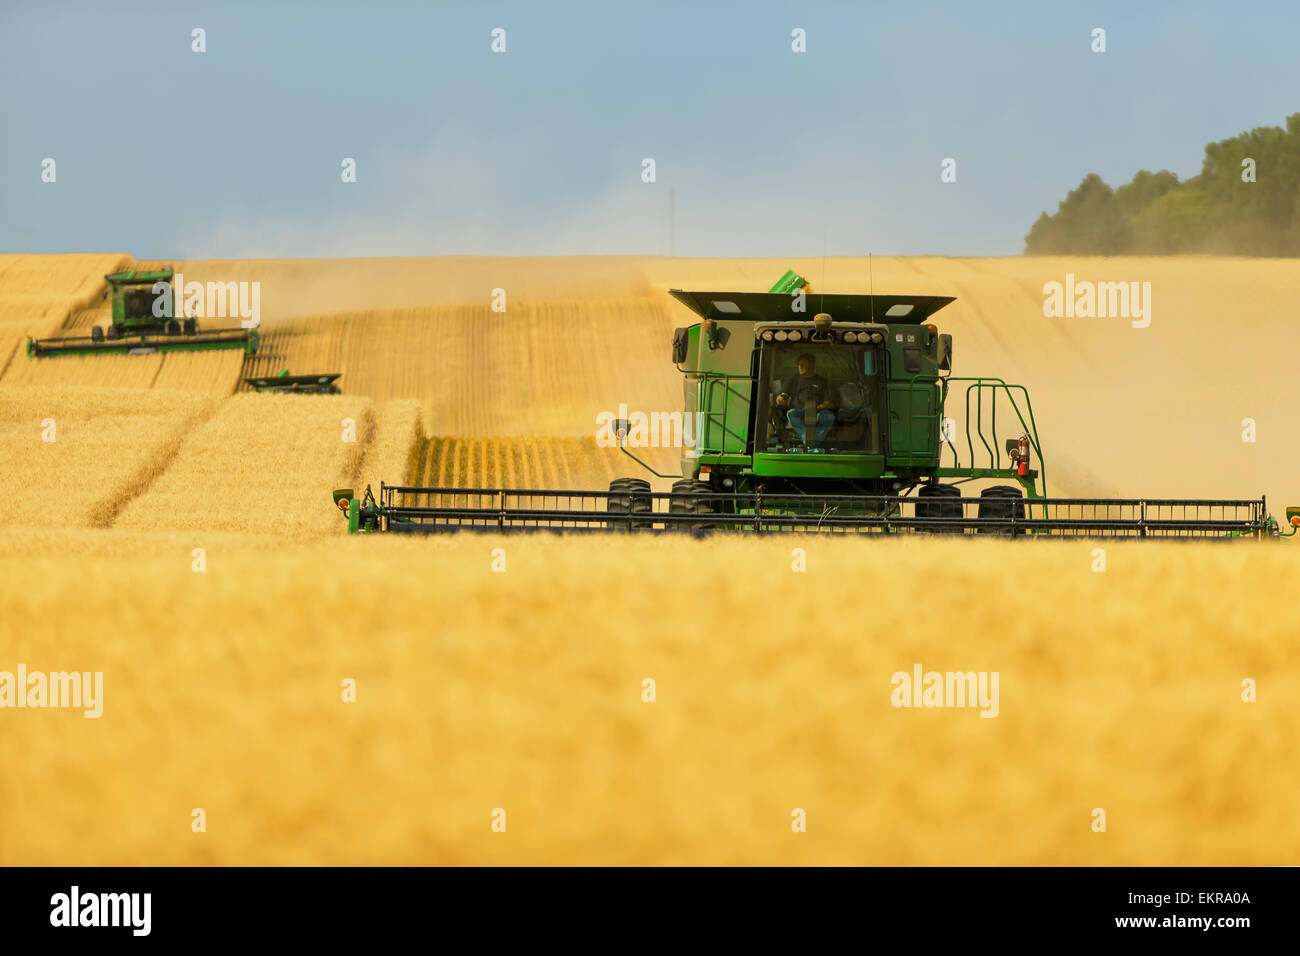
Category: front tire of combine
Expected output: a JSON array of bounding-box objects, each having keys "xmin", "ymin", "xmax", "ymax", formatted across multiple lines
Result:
[
  {"xmin": 977, "ymin": 485, "xmax": 1026, "ymax": 536},
  {"xmin": 183, "ymin": 318, "xmax": 197, "ymax": 335},
  {"xmin": 90, "ymin": 325, "xmax": 104, "ymax": 342},
  {"xmin": 669, "ymin": 479, "xmax": 715, "ymax": 533},
  {"xmin": 916, "ymin": 482, "xmax": 963, "ymax": 534},
  {"xmin": 165, "ymin": 319, "xmax": 181, "ymax": 335},
  {"xmin": 606, "ymin": 478, "xmax": 654, "ymax": 531}
]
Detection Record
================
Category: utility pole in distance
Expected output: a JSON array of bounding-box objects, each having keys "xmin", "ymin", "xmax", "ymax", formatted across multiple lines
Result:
[{"xmin": 669, "ymin": 187, "xmax": 676, "ymax": 257}]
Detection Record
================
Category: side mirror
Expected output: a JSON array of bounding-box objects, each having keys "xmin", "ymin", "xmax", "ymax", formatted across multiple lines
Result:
[
  {"xmin": 672, "ymin": 327, "xmax": 688, "ymax": 364},
  {"xmin": 938, "ymin": 334, "xmax": 952, "ymax": 371}
]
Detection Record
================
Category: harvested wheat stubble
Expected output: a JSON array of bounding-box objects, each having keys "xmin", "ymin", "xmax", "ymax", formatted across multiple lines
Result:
[
  {"xmin": 0, "ymin": 385, "xmax": 215, "ymax": 528},
  {"xmin": 114, "ymin": 392, "xmax": 376, "ymax": 537},
  {"xmin": 241, "ymin": 297, "xmax": 680, "ymax": 440},
  {"xmin": 359, "ymin": 398, "xmax": 423, "ymax": 490},
  {"xmin": 407, "ymin": 435, "xmax": 671, "ymax": 492}
]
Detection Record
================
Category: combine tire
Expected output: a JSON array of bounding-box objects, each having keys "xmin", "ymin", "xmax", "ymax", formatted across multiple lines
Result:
[
  {"xmin": 668, "ymin": 479, "xmax": 715, "ymax": 532},
  {"xmin": 916, "ymin": 482, "xmax": 963, "ymax": 533},
  {"xmin": 977, "ymin": 485, "xmax": 1026, "ymax": 536},
  {"xmin": 183, "ymin": 318, "xmax": 197, "ymax": 335},
  {"xmin": 165, "ymin": 319, "xmax": 181, "ymax": 335},
  {"xmin": 606, "ymin": 478, "xmax": 653, "ymax": 530},
  {"xmin": 90, "ymin": 326, "xmax": 104, "ymax": 342}
]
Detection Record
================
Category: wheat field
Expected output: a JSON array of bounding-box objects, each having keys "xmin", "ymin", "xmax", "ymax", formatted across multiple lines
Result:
[
  {"xmin": 1, "ymin": 254, "xmax": 1297, "ymax": 865},
  {"xmin": 0, "ymin": 385, "xmax": 217, "ymax": 528},
  {"xmin": 2, "ymin": 533, "xmax": 1296, "ymax": 865}
]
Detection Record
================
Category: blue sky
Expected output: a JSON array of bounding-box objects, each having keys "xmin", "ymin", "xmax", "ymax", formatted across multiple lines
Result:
[{"xmin": 2, "ymin": 0, "xmax": 1297, "ymax": 258}]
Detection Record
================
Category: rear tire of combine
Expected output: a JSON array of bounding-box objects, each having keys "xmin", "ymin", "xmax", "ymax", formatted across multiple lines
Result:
[
  {"xmin": 607, "ymin": 478, "xmax": 653, "ymax": 531},
  {"xmin": 916, "ymin": 482, "xmax": 963, "ymax": 534},
  {"xmin": 977, "ymin": 485, "xmax": 1025, "ymax": 536},
  {"xmin": 669, "ymin": 479, "xmax": 715, "ymax": 533},
  {"xmin": 90, "ymin": 325, "xmax": 104, "ymax": 342}
]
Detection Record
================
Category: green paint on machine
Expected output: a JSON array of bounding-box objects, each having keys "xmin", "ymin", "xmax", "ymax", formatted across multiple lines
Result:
[
  {"xmin": 26, "ymin": 267, "xmax": 259, "ymax": 358},
  {"xmin": 330, "ymin": 270, "xmax": 1299, "ymax": 538}
]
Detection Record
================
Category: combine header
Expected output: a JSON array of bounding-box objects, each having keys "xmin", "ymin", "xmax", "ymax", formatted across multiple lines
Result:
[
  {"xmin": 27, "ymin": 268, "xmax": 259, "ymax": 358},
  {"xmin": 244, "ymin": 369, "xmax": 341, "ymax": 394},
  {"xmin": 333, "ymin": 271, "xmax": 1299, "ymax": 540}
]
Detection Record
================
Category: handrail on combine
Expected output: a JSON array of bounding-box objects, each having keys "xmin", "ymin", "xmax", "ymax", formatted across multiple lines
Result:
[
  {"xmin": 692, "ymin": 370, "xmax": 753, "ymax": 455},
  {"xmin": 907, "ymin": 374, "xmax": 1046, "ymax": 495}
]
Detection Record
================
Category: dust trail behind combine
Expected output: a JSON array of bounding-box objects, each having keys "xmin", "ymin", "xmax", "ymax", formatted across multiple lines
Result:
[
  {"xmin": 242, "ymin": 296, "xmax": 679, "ymax": 439},
  {"xmin": 3, "ymin": 255, "xmax": 1298, "ymax": 522}
]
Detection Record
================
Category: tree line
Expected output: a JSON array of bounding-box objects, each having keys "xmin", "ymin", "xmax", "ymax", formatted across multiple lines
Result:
[{"xmin": 1025, "ymin": 113, "xmax": 1300, "ymax": 256}]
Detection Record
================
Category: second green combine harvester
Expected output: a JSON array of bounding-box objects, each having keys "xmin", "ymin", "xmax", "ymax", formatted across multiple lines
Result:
[
  {"xmin": 333, "ymin": 271, "xmax": 1299, "ymax": 538},
  {"xmin": 27, "ymin": 267, "xmax": 258, "ymax": 358}
]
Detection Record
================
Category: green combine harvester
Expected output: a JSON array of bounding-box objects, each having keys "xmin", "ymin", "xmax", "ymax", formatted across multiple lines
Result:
[
  {"xmin": 333, "ymin": 270, "xmax": 1300, "ymax": 539},
  {"xmin": 26, "ymin": 267, "xmax": 259, "ymax": 358}
]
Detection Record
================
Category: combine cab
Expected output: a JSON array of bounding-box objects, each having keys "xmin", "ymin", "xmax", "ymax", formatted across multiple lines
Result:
[
  {"xmin": 26, "ymin": 268, "xmax": 259, "ymax": 358},
  {"xmin": 334, "ymin": 271, "xmax": 1299, "ymax": 539}
]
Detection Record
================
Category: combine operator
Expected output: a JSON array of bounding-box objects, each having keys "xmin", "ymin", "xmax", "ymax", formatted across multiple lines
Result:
[{"xmin": 774, "ymin": 353, "xmax": 836, "ymax": 450}]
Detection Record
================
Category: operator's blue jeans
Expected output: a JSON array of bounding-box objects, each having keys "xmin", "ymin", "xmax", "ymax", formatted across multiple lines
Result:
[{"xmin": 787, "ymin": 408, "xmax": 835, "ymax": 443}]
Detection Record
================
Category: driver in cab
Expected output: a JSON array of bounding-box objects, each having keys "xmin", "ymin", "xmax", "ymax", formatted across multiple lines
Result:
[{"xmin": 774, "ymin": 353, "xmax": 835, "ymax": 448}]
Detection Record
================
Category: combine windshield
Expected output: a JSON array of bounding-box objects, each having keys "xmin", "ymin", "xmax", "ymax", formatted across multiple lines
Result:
[
  {"xmin": 759, "ymin": 341, "xmax": 880, "ymax": 454},
  {"xmin": 122, "ymin": 286, "xmax": 165, "ymax": 321}
]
